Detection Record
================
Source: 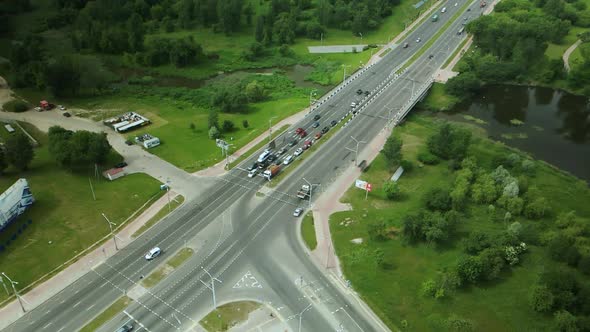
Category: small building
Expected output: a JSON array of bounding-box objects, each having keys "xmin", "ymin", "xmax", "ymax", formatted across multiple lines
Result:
[
  {"xmin": 4, "ymin": 124, "xmax": 15, "ymax": 133},
  {"xmin": 103, "ymin": 168, "xmax": 126, "ymax": 181},
  {"xmin": 143, "ymin": 137, "xmax": 160, "ymax": 149},
  {"xmin": 391, "ymin": 166, "xmax": 404, "ymax": 182},
  {"xmin": 104, "ymin": 112, "xmax": 151, "ymax": 133},
  {"xmin": 0, "ymin": 179, "xmax": 35, "ymax": 232}
]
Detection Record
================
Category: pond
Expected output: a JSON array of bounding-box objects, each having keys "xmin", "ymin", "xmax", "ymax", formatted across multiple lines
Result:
[
  {"xmin": 439, "ymin": 85, "xmax": 590, "ymax": 182},
  {"xmin": 119, "ymin": 64, "xmax": 326, "ymax": 91}
]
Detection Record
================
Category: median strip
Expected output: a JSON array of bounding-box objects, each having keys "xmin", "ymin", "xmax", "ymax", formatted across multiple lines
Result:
[
  {"xmin": 141, "ymin": 248, "xmax": 194, "ymax": 288},
  {"xmin": 399, "ymin": 0, "xmax": 474, "ymax": 73},
  {"xmin": 80, "ymin": 296, "xmax": 132, "ymax": 332}
]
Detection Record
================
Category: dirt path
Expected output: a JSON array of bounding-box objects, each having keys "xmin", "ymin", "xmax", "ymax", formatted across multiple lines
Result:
[{"xmin": 563, "ymin": 39, "xmax": 582, "ymax": 72}]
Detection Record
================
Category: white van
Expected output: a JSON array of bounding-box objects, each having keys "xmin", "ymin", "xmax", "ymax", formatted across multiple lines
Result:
[
  {"xmin": 441, "ymin": 7, "xmax": 447, "ymax": 13},
  {"xmin": 257, "ymin": 150, "xmax": 271, "ymax": 163}
]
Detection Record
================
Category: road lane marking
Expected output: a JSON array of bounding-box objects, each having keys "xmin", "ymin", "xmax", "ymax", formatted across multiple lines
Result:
[
  {"xmin": 86, "ymin": 303, "xmax": 95, "ymax": 311},
  {"xmin": 73, "ymin": 301, "xmax": 81, "ymax": 308},
  {"xmin": 42, "ymin": 322, "xmax": 52, "ymax": 329}
]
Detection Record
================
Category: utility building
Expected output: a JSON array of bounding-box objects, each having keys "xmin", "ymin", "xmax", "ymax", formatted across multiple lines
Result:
[{"xmin": 0, "ymin": 179, "xmax": 35, "ymax": 231}]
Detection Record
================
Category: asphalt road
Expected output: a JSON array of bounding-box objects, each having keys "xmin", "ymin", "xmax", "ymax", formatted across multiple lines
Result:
[{"xmin": 4, "ymin": 1, "xmax": 485, "ymax": 331}]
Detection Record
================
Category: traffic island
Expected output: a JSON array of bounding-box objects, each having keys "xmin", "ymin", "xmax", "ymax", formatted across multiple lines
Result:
[
  {"xmin": 80, "ymin": 296, "xmax": 132, "ymax": 332},
  {"xmin": 141, "ymin": 247, "xmax": 194, "ymax": 288},
  {"xmin": 199, "ymin": 301, "xmax": 261, "ymax": 332}
]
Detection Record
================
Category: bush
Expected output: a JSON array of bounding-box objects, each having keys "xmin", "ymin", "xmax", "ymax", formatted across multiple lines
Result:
[
  {"xmin": 222, "ymin": 120, "xmax": 235, "ymax": 132},
  {"xmin": 208, "ymin": 126, "xmax": 221, "ymax": 139},
  {"xmin": 3, "ymin": 99, "xmax": 30, "ymax": 112},
  {"xmin": 242, "ymin": 120, "xmax": 249, "ymax": 128},
  {"xmin": 417, "ymin": 151, "xmax": 439, "ymax": 165},
  {"xmin": 423, "ymin": 187, "xmax": 452, "ymax": 212},
  {"xmin": 400, "ymin": 159, "xmax": 414, "ymax": 172},
  {"xmin": 383, "ymin": 181, "xmax": 400, "ymax": 200}
]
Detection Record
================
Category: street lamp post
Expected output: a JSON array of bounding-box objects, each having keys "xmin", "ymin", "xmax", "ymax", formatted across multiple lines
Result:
[
  {"xmin": 302, "ymin": 178, "xmax": 320, "ymax": 210},
  {"xmin": 200, "ymin": 266, "xmax": 222, "ymax": 308},
  {"xmin": 101, "ymin": 213, "xmax": 118, "ymax": 250},
  {"xmin": 347, "ymin": 136, "xmax": 366, "ymax": 166},
  {"xmin": 166, "ymin": 179, "xmax": 171, "ymax": 212},
  {"xmin": 297, "ymin": 303, "xmax": 313, "ymax": 332},
  {"xmin": 342, "ymin": 65, "xmax": 351, "ymax": 83},
  {"xmin": 268, "ymin": 116, "xmax": 278, "ymax": 143},
  {"xmin": 309, "ymin": 89, "xmax": 317, "ymax": 108},
  {"xmin": 1, "ymin": 272, "xmax": 25, "ymax": 313}
]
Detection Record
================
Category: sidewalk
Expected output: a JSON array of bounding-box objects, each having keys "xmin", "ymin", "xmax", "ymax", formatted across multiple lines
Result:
[
  {"xmin": 0, "ymin": 191, "xmax": 182, "ymax": 330},
  {"xmin": 563, "ymin": 39, "xmax": 582, "ymax": 72},
  {"xmin": 310, "ymin": 125, "xmax": 390, "ymax": 279}
]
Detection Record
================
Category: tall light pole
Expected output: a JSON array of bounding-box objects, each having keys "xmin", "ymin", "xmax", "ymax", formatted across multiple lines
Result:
[
  {"xmin": 0, "ymin": 275, "xmax": 9, "ymax": 296},
  {"xmin": 166, "ymin": 179, "xmax": 171, "ymax": 212},
  {"xmin": 345, "ymin": 136, "xmax": 366, "ymax": 166},
  {"xmin": 268, "ymin": 116, "xmax": 278, "ymax": 143},
  {"xmin": 309, "ymin": 89, "xmax": 317, "ymax": 108},
  {"xmin": 2, "ymin": 272, "xmax": 25, "ymax": 313},
  {"xmin": 101, "ymin": 213, "xmax": 118, "ymax": 251},
  {"xmin": 342, "ymin": 64, "xmax": 351, "ymax": 83},
  {"xmin": 297, "ymin": 303, "xmax": 313, "ymax": 332},
  {"xmin": 302, "ymin": 178, "xmax": 320, "ymax": 210},
  {"xmin": 200, "ymin": 266, "xmax": 222, "ymax": 308}
]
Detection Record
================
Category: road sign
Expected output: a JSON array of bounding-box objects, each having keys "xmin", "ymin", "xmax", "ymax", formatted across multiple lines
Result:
[
  {"xmin": 355, "ymin": 179, "xmax": 368, "ymax": 190},
  {"xmin": 366, "ymin": 183, "xmax": 372, "ymax": 192},
  {"xmin": 216, "ymin": 139, "xmax": 229, "ymax": 149}
]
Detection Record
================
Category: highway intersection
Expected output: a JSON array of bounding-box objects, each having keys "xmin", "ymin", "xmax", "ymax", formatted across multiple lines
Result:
[{"xmin": 3, "ymin": 1, "xmax": 487, "ymax": 331}]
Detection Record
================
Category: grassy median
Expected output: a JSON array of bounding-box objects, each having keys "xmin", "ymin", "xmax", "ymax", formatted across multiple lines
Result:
[
  {"xmin": 301, "ymin": 212, "xmax": 317, "ymax": 250},
  {"xmin": 199, "ymin": 301, "xmax": 261, "ymax": 332},
  {"xmin": 142, "ymin": 248, "xmax": 194, "ymax": 288},
  {"xmin": 80, "ymin": 296, "xmax": 132, "ymax": 332}
]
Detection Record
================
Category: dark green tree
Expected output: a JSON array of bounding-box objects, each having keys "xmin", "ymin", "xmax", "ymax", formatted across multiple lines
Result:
[
  {"xmin": 529, "ymin": 285, "xmax": 555, "ymax": 313},
  {"xmin": 255, "ymin": 15, "xmax": 265, "ymax": 42},
  {"xmin": 222, "ymin": 120, "xmax": 235, "ymax": 132},
  {"xmin": 381, "ymin": 135, "xmax": 403, "ymax": 166},
  {"xmin": 45, "ymin": 56, "xmax": 81, "ymax": 97},
  {"xmin": 0, "ymin": 149, "xmax": 7, "ymax": 174},
  {"xmin": 5, "ymin": 133, "xmax": 34, "ymax": 170},
  {"xmin": 208, "ymin": 109, "xmax": 219, "ymax": 129}
]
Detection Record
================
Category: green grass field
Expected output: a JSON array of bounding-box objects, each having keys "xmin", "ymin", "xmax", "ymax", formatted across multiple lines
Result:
[
  {"xmin": 330, "ymin": 114, "xmax": 590, "ymax": 331},
  {"xmin": 301, "ymin": 212, "xmax": 317, "ymax": 250},
  {"xmin": 0, "ymin": 122, "xmax": 162, "ymax": 303},
  {"xmin": 418, "ymin": 83, "xmax": 460, "ymax": 111}
]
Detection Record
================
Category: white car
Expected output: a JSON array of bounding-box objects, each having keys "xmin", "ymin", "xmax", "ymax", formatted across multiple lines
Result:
[
  {"xmin": 293, "ymin": 148, "xmax": 303, "ymax": 156},
  {"xmin": 441, "ymin": 7, "xmax": 447, "ymax": 13},
  {"xmin": 248, "ymin": 168, "xmax": 258, "ymax": 178},
  {"xmin": 145, "ymin": 247, "xmax": 161, "ymax": 260},
  {"xmin": 416, "ymin": 37, "xmax": 421, "ymax": 43},
  {"xmin": 58, "ymin": 105, "xmax": 66, "ymax": 110},
  {"xmin": 293, "ymin": 208, "xmax": 304, "ymax": 217},
  {"xmin": 455, "ymin": 2, "xmax": 458, "ymax": 6},
  {"xmin": 283, "ymin": 155, "xmax": 293, "ymax": 165}
]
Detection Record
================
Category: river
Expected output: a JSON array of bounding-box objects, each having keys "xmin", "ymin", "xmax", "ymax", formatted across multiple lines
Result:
[{"xmin": 438, "ymin": 85, "xmax": 590, "ymax": 182}]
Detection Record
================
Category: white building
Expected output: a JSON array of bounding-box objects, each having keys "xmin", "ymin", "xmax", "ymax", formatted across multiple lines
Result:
[
  {"xmin": 0, "ymin": 179, "xmax": 35, "ymax": 231},
  {"xmin": 143, "ymin": 137, "xmax": 160, "ymax": 149}
]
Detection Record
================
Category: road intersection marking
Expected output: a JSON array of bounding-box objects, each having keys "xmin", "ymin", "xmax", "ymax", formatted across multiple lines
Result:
[{"xmin": 232, "ymin": 271, "xmax": 262, "ymax": 289}]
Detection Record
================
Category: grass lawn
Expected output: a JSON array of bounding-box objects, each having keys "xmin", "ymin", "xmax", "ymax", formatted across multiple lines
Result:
[
  {"xmin": 0, "ymin": 122, "xmax": 163, "ymax": 303},
  {"xmin": 329, "ymin": 114, "xmax": 590, "ymax": 331},
  {"xmin": 141, "ymin": 248, "xmax": 194, "ymax": 288},
  {"xmin": 301, "ymin": 212, "xmax": 317, "ymax": 250},
  {"xmin": 199, "ymin": 301, "xmax": 261, "ymax": 332},
  {"xmin": 418, "ymin": 83, "xmax": 460, "ymax": 111},
  {"xmin": 545, "ymin": 27, "xmax": 587, "ymax": 60},
  {"xmin": 132, "ymin": 195, "xmax": 185, "ymax": 238},
  {"xmin": 80, "ymin": 296, "xmax": 132, "ymax": 332}
]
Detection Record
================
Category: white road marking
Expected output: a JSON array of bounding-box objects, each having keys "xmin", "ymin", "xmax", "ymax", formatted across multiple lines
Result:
[
  {"xmin": 42, "ymin": 322, "xmax": 52, "ymax": 329},
  {"xmin": 73, "ymin": 301, "xmax": 81, "ymax": 308},
  {"xmin": 86, "ymin": 303, "xmax": 95, "ymax": 311}
]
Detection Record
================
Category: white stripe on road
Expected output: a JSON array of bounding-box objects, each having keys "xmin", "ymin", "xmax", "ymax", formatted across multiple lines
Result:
[
  {"xmin": 86, "ymin": 303, "xmax": 96, "ymax": 311},
  {"xmin": 73, "ymin": 301, "xmax": 81, "ymax": 308}
]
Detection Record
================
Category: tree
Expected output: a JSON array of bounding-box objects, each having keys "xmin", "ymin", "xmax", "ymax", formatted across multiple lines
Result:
[
  {"xmin": 456, "ymin": 256, "xmax": 483, "ymax": 284},
  {"xmin": 5, "ymin": 133, "xmax": 34, "ymax": 170},
  {"xmin": 0, "ymin": 149, "xmax": 7, "ymax": 174},
  {"xmin": 383, "ymin": 181, "xmax": 400, "ymax": 200},
  {"xmin": 127, "ymin": 13, "xmax": 144, "ymax": 52},
  {"xmin": 367, "ymin": 220, "xmax": 388, "ymax": 241},
  {"xmin": 179, "ymin": 0, "xmax": 195, "ymax": 28},
  {"xmin": 554, "ymin": 310, "xmax": 579, "ymax": 332},
  {"xmin": 423, "ymin": 187, "xmax": 452, "ymax": 212},
  {"xmin": 427, "ymin": 123, "xmax": 472, "ymax": 161},
  {"xmin": 548, "ymin": 234, "xmax": 575, "ymax": 262},
  {"xmin": 242, "ymin": 119, "xmax": 249, "ymax": 128},
  {"xmin": 222, "ymin": 120, "xmax": 235, "ymax": 132},
  {"xmin": 208, "ymin": 126, "xmax": 221, "ymax": 139},
  {"xmin": 472, "ymin": 173, "xmax": 497, "ymax": 204},
  {"xmin": 45, "ymin": 56, "xmax": 81, "ymax": 97},
  {"xmin": 245, "ymin": 80, "xmax": 266, "ymax": 101},
  {"xmin": 461, "ymin": 231, "xmax": 492, "ymax": 255},
  {"xmin": 273, "ymin": 13, "xmax": 295, "ymax": 44},
  {"xmin": 479, "ymin": 247, "xmax": 505, "ymax": 280},
  {"xmin": 208, "ymin": 110, "xmax": 219, "ymax": 129},
  {"xmin": 502, "ymin": 180, "xmax": 520, "ymax": 197},
  {"xmin": 525, "ymin": 197, "xmax": 549, "ymax": 219},
  {"xmin": 445, "ymin": 72, "xmax": 481, "ymax": 98},
  {"xmin": 48, "ymin": 127, "xmax": 111, "ymax": 167},
  {"xmin": 578, "ymin": 256, "xmax": 590, "ymax": 275},
  {"xmin": 529, "ymin": 285, "xmax": 555, "ymax": 313},
  {"xmin": 254, "ymin": 15, "xmax": 265, "ymax": 42},
  {"xmin": 381, "ymin": 135, "xmax": 403, "ymax": 166}
]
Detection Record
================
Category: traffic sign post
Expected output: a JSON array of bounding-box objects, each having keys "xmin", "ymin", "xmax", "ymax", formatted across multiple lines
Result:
[
  {"xmin": 365, "ymin": 183, "xmax": 372, "ymax": 200},
  {"xmin": 355, "ymin": 179, "xmax": 372, "ymax": 200}
]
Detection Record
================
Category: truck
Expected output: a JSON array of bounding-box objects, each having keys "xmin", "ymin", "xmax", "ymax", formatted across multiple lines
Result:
[
  {"xmin": 297, "ymin": 184, "xmax": 311, "ymax": 199},
  {"xmin": 263, "ymin": 165, "xmax": 281, "ymax": 180}
]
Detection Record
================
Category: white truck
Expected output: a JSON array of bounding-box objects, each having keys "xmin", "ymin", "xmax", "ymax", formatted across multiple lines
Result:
[{"xmin": 297, "ymin": 184, "xmax": 311, "ymax": 199}]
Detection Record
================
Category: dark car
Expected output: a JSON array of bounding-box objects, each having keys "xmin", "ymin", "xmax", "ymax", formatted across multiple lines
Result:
[
  {"xmin": 364, "ymin": 91, "xmax": 370, "ymax": 96},
  {"xmin": 116, "ymin": 323, "xmax": 133, "ymax": 332},
  {"xmin": 289, "ymin": 140, "xmax": 298, "ymax": 147},
  {"xmin": 428, "ymin": 54, "xmax": 434, "ymax": 59},
  {"xmin": 277, "ymin": 147, "xmax": 287, "ymax": 156},
  {"xmin": 331, "ymin": 120, "xmax": 338, "ymax": 127},
  {"xmin": 312, "ymin": 121, "xmax": 320, "ymax": 128},
  {"xmin": 322, "ymin": 126, "xmax": 329, "ymax": 134},
  {"xmin": 403, "ymin": 42, "xmax": 409, "ymax": 48},
  {"xmin": 313, "ymin": 114, "xmax": 321, "ymax": 121},
  {"xmin": 125, "ymin": 140, "xmax": 133, "ymax": 146},
  {"xmin": 63, "ymin": 112, "xmax": 71, "ymax": 117},
  {"xmin": 268, "ymin": 154, "xmax": 277, "ymax": 162},
  {"xmin": 356, "ymin": 89, "xmax": 363, "ymax": 95},
  {"xmin": 247, "ymin": 163, "xmax": 257, "ymax": 171},
  {"xmin": 115, "ymin": 162, "xmax": 128, "ymax": 168}
]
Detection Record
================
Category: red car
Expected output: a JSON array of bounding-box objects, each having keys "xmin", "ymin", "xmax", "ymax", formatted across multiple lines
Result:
[
  {"xmin": 314, "ymin": 132, "xmax": 322, "ymax": 140},
  {"xmin": 299, "ymin": 130, "xmax": 307, "ymax": 138},
  {"xmin": 295, "ymin": 127, "xmax": 304, "ymax": 135},
  {"xmin": 303, "ymin": 140, "xmax": 312, "ymax": 150}
]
